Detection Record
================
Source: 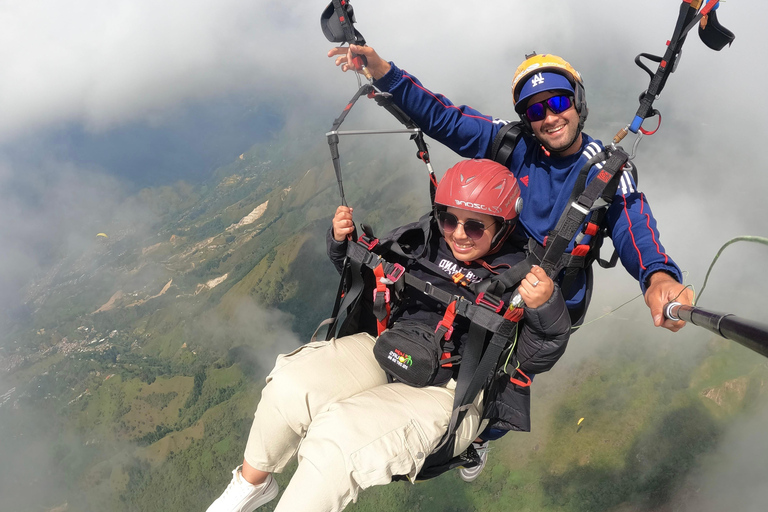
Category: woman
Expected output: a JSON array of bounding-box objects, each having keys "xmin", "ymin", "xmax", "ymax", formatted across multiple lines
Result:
[{"xmin": 206, "ymin": 159, "xmax": 570, "ymax": 512}]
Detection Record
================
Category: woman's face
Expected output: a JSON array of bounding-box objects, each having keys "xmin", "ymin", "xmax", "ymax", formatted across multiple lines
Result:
[{"xmin": 441, "ymin": 207, "xmax": 499, "ymax": 262}]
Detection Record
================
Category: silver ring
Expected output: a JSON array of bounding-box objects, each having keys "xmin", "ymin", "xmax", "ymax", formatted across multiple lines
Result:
[{"xmin": 531, "ymin": 280, "xmax": 540, "ymax": 287}]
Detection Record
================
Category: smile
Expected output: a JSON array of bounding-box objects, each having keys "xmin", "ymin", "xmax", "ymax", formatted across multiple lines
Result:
[
  {"xmin": 545, "ymin": 124, "xmax": 565, "ymax": 134},
  {"xmin": 451, "ymin": 239, "xmax": 475, "ymax": 252}
]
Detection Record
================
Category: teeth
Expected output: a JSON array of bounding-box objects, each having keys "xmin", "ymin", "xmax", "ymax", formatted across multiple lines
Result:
[{"xmin": 546, "ymin": 125, "xmax": 564, "ymax": 134}]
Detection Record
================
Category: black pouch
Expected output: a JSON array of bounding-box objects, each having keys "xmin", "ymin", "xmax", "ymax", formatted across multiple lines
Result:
[{"xmin": 373, "ymin": 320, "xmax": 448, "ymax": 387}]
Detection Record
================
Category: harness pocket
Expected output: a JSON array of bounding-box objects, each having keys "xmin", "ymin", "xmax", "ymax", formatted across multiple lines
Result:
[
  {"xmin": 373, "ymin": 320, "xmax": 446, "ymax": 387},
  {"xmin": 350, "ymin": 419, "xmax": 429, "ymax": 488}
]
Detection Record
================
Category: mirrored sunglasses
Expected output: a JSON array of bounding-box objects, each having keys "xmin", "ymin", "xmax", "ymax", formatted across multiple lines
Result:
[{"xmin": 525, "ymin": 95, "xmax": 573, "ymax": 122}]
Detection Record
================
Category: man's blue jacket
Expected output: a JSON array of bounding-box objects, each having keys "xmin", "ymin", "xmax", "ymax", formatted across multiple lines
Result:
[{"xmin": 373, "ymin": 63, "xmax": 683, "ymax": 323}]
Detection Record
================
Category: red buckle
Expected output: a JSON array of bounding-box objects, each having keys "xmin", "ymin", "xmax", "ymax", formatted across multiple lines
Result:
[
  {"xmin": 360, "ymin": 237, "xmax": 379, "ymax": 251},
  {"xmin": 440, "ymin": 352, "xmax": 454, "ymax": 368},
  {"xmin": 509, "ymin": 368, "xmax": 532, "ymax": 387},
  {"xmin": 584, "ymin": 222, "xmax": 599, "ymax": 237},
  {"xmin": 373, "ymin": 288, "xmax": 390, "ymax": 303},
  {"xmin": 572, "ymin": 244, "xmax": 590, "ymax": 257},
  {"xmin": 386, "ymin": 263, "xmax": 405, "ymax": 283},
  {"xmin": 436, "ymin": 323, "xmax": 454, "ymax": 341},
  {"xmin": 475, "ymin": 292, "xmax": 503, "ymax": 313}
]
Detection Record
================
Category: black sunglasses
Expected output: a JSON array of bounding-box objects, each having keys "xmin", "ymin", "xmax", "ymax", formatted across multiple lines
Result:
[
  {"xmin": 525, "ymin": 95, "xmax": 573, "ymax": 122},
  {"xmin": 437, "ymin": 211, "xmax": 495, "ymax": 240}
]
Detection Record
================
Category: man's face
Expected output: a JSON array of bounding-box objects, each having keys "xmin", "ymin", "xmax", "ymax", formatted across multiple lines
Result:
[{"xmin": 526, "ymin": 90, "xmax": 582, "ymax": 157}]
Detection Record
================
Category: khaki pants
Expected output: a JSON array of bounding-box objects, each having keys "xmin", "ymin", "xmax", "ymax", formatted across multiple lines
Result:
[{"xmin": 243, "ymin": 332, "xmax": 486, "ymax": 512}]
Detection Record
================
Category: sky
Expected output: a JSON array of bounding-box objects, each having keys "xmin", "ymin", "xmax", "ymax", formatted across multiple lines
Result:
[
  {"xmin": 2, "ymin": 0, "xmax": 766, "ymax": 315},
  {"xmin": 1, "ymin": 0, "xmax": 767, "ymax": 509}
]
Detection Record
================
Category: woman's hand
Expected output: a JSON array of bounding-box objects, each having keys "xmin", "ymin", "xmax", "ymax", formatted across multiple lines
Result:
[
  {"xmin": 518, "ymin": 265, "xmax": 554, "ymax": 309},
  {"xmin": 332, "ymin": 206, "xmax": 355, "ymax": 242}
]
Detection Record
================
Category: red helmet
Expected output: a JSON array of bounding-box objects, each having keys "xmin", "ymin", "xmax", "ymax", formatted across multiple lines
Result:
[{"xmin": 434, "ymin": 159, "xmax": 522, "ymax": 251}]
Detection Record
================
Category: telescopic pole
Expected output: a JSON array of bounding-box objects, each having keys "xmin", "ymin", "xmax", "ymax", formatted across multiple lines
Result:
[{"xmin": 665, "ymin": 302, "xmax": 768, "ymax": 358}]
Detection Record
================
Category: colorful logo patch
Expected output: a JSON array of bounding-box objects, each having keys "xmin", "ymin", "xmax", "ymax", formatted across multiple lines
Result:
[{"xmin": 387, "ymin": 348, "xmax": 413, "ymax": 370}]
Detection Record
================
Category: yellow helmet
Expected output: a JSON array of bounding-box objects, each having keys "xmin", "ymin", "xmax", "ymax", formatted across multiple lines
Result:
[
  {"xmin": 512, "ymin": 54, "xmax": 582, "ymax": 104},
  {"xmin": 511, "ymin": 52, "xmax": 588, "ymax": 132}
]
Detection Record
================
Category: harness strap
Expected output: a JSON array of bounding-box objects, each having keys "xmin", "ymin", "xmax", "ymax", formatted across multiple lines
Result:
[
  {"xmin": 327, "ymin": 84, "xmax": 376, "ymax": 206},
  {"xmin": 329, "ymin": 256, "xmax": 368, "ymax": 339},
  {"xmin": 436, "ymin": 301, "xmax": 457, "ymax": 341},
  {"xmin": 490, "ymin": 121, "xmax": 524, "ymax": 167},
  {"xmin": 372, "ymin": 264, "xmax": 391, "ymax": 335},
  {"xmin": 539, "ymin": 148, "xmax": 629, "ymax": 277},
  {"xmin": 341, "ymin": 239, "xmax": 515, "ymax": 335},
  {"xmin": 472, "ymin": 254, "xmax": 537, "ymax": 294},
  {"xmin": 428, "ymin": 309, "xmax": 517, "ymax": 457}
]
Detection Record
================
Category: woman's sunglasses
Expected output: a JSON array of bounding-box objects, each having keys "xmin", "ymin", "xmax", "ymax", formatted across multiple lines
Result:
[
  {"xmin": 437, "ymin": 211, "xmax": 495, "ymax": 240},
  {"xmin": 525, "ymin": 95, "xmax": 573, "ymax": 122}
]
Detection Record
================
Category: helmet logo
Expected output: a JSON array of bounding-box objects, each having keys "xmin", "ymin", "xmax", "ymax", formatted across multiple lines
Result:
[
  {"xmin": 453, "ymin": 200, "xmax": 502, "ymax": 214},
  {"xmin": 531, "ymin": 73, "xmax": 545, "ymax": 87}
]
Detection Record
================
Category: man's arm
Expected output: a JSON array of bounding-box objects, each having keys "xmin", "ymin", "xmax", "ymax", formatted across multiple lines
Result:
[
  {"xmin": 329, "ymin": 44, "xmax": 503, "ymax": 159},
  {"xmin": 602, "ymin": 170, "xmax": 693, "ymax": 331}
]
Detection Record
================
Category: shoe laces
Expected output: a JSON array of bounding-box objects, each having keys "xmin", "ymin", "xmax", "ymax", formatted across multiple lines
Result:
[
  {"xmin": 222, "ymin": 467, "xmax": 253, "ymax": 498},
  {"xmin": 474, "ymin": 441, "xmax": 490, "ymax": 457}
]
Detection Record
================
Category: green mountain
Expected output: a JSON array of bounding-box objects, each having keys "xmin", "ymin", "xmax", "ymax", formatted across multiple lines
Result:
[{"xmin": 1, "ymin": 122, "xmax": 766, "ymax": 512}]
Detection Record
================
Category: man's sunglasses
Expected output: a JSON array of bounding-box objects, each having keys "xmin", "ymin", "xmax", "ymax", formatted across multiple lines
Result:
[
  {"xmin": 437, "ymin": 211, "xmax": 495, "ymax": 240},
  {"xmin": 525, "ymin": 95, "xmax": 573, "ymax": 122}
]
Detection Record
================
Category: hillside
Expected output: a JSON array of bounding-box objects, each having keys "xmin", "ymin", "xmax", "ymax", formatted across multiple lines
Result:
[{"xmin": 1, "ymin": 125, "xmax": 766, "ymax": 512}]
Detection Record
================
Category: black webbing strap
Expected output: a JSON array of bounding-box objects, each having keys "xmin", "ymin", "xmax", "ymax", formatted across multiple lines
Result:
[
  {"xmin": 331, "ymin": 0, "xmax": 362, "ymax": 45},
  {"xmin": 480, "ymin": 149, "xmax": 608, "ymax": 293},
  {"xmin": 325, "ymin": 256, "xmax": 368, "ymax": 340},
  {"xmin": 539, "ymin": 148, "xmax": 629, "ymax": 277},
  {"xmin": 632, "ymin": 1, "xmax": 711, "ymax": 128},
  {"xmin": 327, "ymin": 84, "xmax": 375, "ymax": 206},
  {"xmin": 472, "ymin": 254, "xmax": 537, "ymax": 294},
  {"xmin": 322, "ymin": 261, "xmax": 351, "ymax": 340},
  {"xmin": 490, "ymin": 121, "xmax": 524, "ymax": 168},
  {"xmin": 429, "ymin": 306, "xmax": 516, "ymax": 456}
]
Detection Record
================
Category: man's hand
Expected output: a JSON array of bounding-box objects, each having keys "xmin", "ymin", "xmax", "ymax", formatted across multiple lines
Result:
[
  {"xmin": 328, "ymin": 44, "xmax": 391, "ymax": 80},
  {"xmin": 644, "ymin": 271, "xmax": 694, "ymax": 332},
  {"xmin": 332, "ymin": 206, "xmax": 355, "ymax": 242}
]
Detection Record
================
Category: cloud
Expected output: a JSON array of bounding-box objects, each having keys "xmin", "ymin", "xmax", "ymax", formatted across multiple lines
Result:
[
  {"xmin": 672, "ymin": 399, "xmax": 768, "ymax": 512},
  {"xmin": 0, "ymin": 0, "xmax": 324, "ymax": 139},
  {"xmin": 0, "ymin": 156, "xmax": 157, "ymax": 319}
]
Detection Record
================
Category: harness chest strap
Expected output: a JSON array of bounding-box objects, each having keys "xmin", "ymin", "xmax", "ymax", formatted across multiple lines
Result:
[
  {"xmin": 342, "ymin": 239, "xmax": 515, "ymax": 336},
  {"xmin": 538, "ymin": 148, "xmax": 630, "ymax": 277}
]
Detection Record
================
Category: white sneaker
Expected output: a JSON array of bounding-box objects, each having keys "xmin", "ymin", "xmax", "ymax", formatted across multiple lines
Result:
[
  {"xmin": 458, "ymin": 441, "xmax": 490, "ymax": 482},
  {"xmin": 206, "ymin": 465, "xmax": 279, "ymax": 512}
]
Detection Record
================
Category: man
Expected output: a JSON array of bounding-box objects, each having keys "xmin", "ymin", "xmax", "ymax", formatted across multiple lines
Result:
[
  {"xmin": 329, "ymin": 45, "xmax": 694, "ymax": 482},
  {"xmin": 329, "ymin": 45, "xmax": 693, "ymax": 332}
]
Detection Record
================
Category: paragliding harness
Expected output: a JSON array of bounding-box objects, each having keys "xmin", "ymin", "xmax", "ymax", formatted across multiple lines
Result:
[
  {"xmin": 317, "ymin": 212, "xmax": 536, "ymax": 480},
  {"xmin": 490, "ymin": 121, "xmax": 635, "ymax": 321},
  {"xmin": 320, "ymin": 96, "xmax": 636, "ymax": 480}
]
